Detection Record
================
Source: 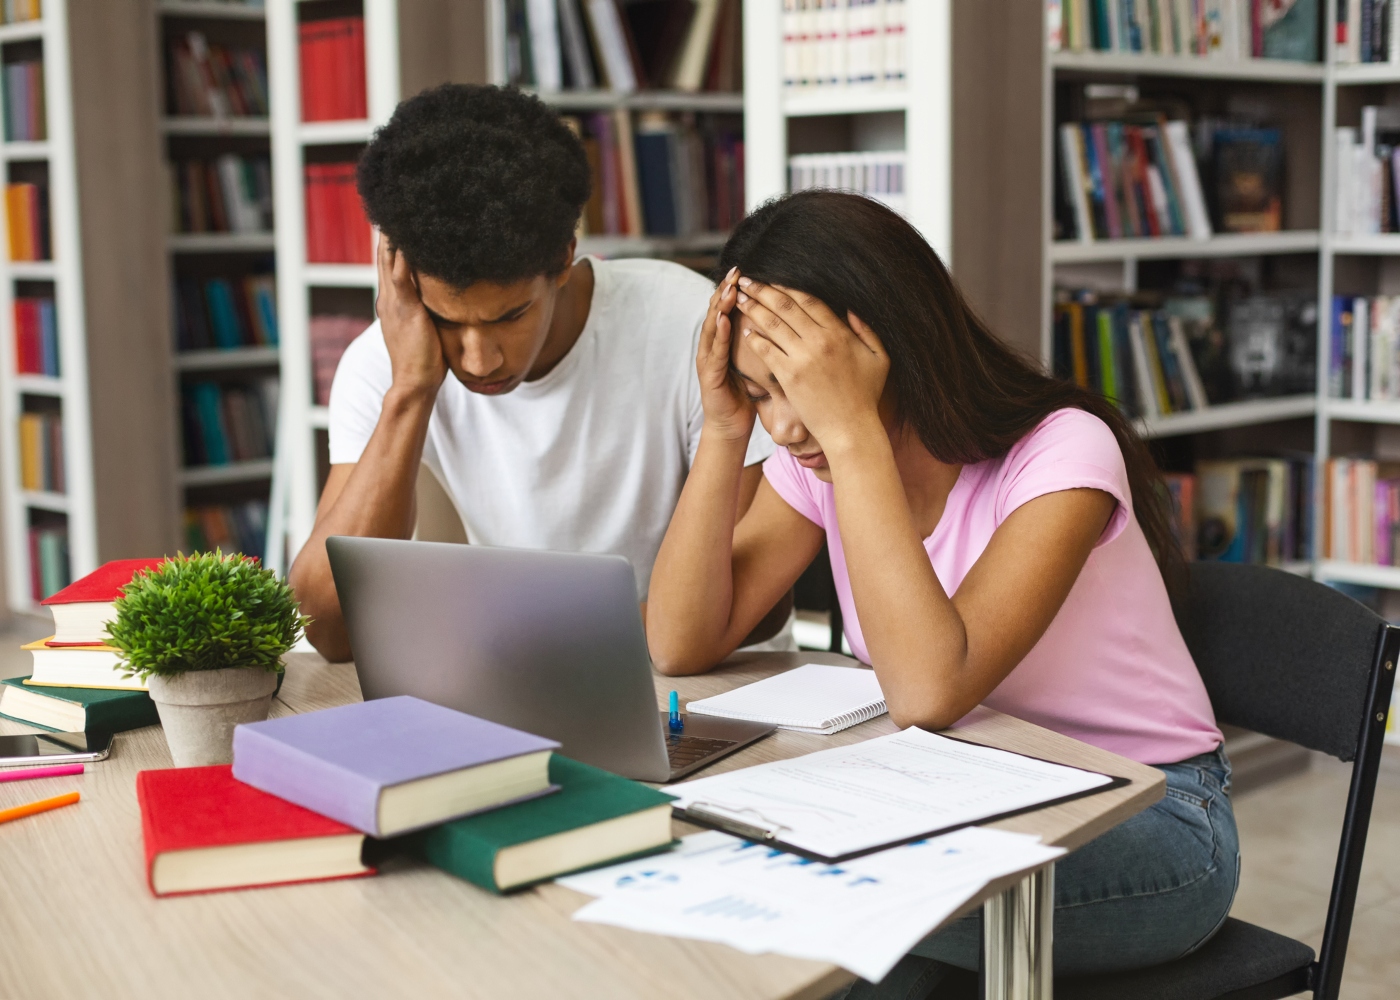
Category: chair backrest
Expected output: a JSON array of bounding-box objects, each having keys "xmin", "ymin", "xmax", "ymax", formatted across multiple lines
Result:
[
  {"xmin": 1172, "ymin": 561, "xmax": 1398, "ymax": 1000},
  {"xmin": 1173, "ymin": 562, "xmax": 1386, "ymax": 761}
]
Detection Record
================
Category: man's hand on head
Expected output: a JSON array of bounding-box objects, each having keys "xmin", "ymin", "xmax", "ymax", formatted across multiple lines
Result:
[{"xmin": 376, "ymin": 238, "xmax": 449, "ymax": 398}]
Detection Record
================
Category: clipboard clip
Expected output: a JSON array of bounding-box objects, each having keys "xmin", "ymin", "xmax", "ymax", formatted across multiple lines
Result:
[{"xmin": 683, "ymin": 801, "xmax": 791, "ymax": 843}]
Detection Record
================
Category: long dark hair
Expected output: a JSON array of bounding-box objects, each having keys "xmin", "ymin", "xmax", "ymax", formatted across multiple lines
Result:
[{"xmin": 717, "ymin": 190, "xmax": 1183, "ymax": 583}]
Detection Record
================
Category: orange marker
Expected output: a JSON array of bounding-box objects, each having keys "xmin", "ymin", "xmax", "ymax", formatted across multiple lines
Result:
[{"xmin": 0, "ymin": 790, "xmax": 79, "ymax": 826}]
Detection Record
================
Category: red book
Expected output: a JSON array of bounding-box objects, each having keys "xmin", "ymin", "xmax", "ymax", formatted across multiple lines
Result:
[
  {"xmin": 41, "ymin": 557, "xmax": 166, "ymax": 645},
  {"xmin": 337, "ymin": 163, "xmax": 372, "ymax": 262},
  {"xmin": 299, "ymin": 21, "xmax": 328, "ymax": 122},
  {"xmin": 305, "ymin": 163, "xmax": 328, "ymax": 262},
  {"xmin": 345, "ymin": 17, "xmax": 367, "ymax": 119},
  {"xmin": 137, "ymin": 765, "xmax": 374, "ymax": 897}
]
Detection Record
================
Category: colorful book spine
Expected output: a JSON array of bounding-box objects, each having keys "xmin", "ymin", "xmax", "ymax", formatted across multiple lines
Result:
[
  {"xmin": 18, "ymin": 410, "xmax": 62, "ymax": 493},
  {"xmin": 185, "ymin": 500, "xmax": 269, "ymax": 558},
  {"xmin": 298, "ymin": 16, "xmax": 367, "ymax": 123},
  {"xmin": 304, "ymin": 162, "xmax": 372, "ymax": 263},
  {"xmin": 180, "ymin": 378, "xmax": 277, "ymax": 468}
]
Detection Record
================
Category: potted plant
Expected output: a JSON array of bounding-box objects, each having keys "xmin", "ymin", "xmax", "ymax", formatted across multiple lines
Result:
[{"xmin": 109, "ymin": 551, "xmax": 309, "ymax": 767}]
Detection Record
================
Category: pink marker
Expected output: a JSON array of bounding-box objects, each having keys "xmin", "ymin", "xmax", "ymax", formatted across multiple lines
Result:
[{"xmin": 0, "ymin": 763, "xmax": 85, "ymax": 783}]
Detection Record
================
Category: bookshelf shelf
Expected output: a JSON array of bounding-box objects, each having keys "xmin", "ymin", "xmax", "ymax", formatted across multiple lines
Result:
[
  {"xmin": 13, "ymin": 375, "xmax": 63, "ymax": 396},
  {"xmin": 1323, "ymin": 400, "xmax": 1400, "ymax": 424},
  {"xmin": 308, "ymin": 405, "xmax": 329, "ymax": 430},
  {"xmin": 0, "ymin": 20, "xmax": 45, "ymax": 44},
  {"xmin": 7, "ymin": 261, "xmax": 56, "ymax": 280},
  {"xmin": 178, "ymin": 459, "xmax": 274, "ymax": 487},
  {"xmin": 19, "ymin": 491, "xmax": 69, "ymax": 514},
  {"xmin": 1050, "ymin": 231, "xmax": 1322, "ymax": 264},
  {"xmin": 1049, "ymin": 51, "xmax": 1325, "ymax": 82},
  {"xmin": 2, "ymin": 141, "xmax": 49, "ymax": 161},
  {"xmin": 1135, "ymin": 396, "xmax": 1317, "ymax": 440},
  {"xmin": 578, "ymin": 233, "xmax": 729, "ymax": 258},
  {"xmin": 1332, "ymin": 63, "xmax": 1400, "ymax": 85},
  {"xmin": 166, "ymin": 232, "xmax": 275, "ymax": 254},
  {"xmin": 161, "ymin": 116, "xmax": 270, "ymax": 137},
  {"xmin": 175, "ymin": 346, "xmax": 280, "ymax": 372},
  {"xmin": 1315, "ymin": 561, "xmax": 1400, "ymax": 589},
  {"xmin": 158, "ymin": 1, "xmax": 266, "ymax": 20},
  {"xmin": 1328, "ymin": 234, "xmax": 1400, "ymax": 255},
  {"xmin": 538, "ymin": 89, "xmax": 745, "ymax": 113},
  {"xmin": 298, "ymin": 120, "xmax": 376, "ymax": 146},
  {"xmin": 302, "ymin": 263, "xmax": 378, "ymax": 288},
  {"xmin": 782, "ymin": 88, "xmax": 909, "ymax": 118}
]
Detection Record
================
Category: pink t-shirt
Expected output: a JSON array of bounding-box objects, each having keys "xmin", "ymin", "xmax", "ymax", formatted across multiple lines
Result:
[{"xmin": 764, "ymin": 407, "xmax": 1222, "ymax": 765}]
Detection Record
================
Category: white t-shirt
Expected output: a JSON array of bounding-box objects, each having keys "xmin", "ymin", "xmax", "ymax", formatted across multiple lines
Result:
[{"xmin": 328, "ymin": 256, "xmax": 775, "ymax": 598}]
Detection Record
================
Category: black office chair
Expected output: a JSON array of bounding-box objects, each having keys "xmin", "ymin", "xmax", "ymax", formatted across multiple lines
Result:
[{"xmin": 1053, "ymin": 562, "xmax": 1398, "ymax": 1000}]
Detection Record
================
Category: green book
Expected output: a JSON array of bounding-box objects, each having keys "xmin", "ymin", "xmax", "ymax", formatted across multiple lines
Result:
[
  {"xmin": 404, "ymin": 755, "xmax": 677, "ymax": 894},
  {"xmin": 0, "ymin": 675, "xmax": 158, "ymax": 733}
]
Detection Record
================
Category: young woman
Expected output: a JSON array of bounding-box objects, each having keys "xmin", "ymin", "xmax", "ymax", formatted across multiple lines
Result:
[{"xmin": 645, "ymin": 191, "xmax": 1237, "ymax": 995}]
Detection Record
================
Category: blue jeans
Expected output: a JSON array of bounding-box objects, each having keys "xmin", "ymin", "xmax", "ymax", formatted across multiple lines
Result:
[{"xmin": 838, "ymin": 748, "xmax": 1240, "ymax": 997}]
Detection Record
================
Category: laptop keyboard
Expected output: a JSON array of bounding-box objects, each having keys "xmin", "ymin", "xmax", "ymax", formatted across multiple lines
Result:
[{"xmin": 666, "ymin": 733, "xmax": 737, "ymax": 768}]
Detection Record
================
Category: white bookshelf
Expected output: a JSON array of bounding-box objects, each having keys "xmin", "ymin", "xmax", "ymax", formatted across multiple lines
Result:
[
  {"xmin": 0, "ymin": 0, "xmax": 97, "ymax": 612},
  {"xmin": 743, "ymin": 0, "xmax": 951, "ymax": 261}
]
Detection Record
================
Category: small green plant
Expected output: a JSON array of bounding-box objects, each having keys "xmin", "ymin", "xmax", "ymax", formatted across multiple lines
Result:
[{"xmin": 108, "ymin": 551, "xmax": 309, "ymax": 680}]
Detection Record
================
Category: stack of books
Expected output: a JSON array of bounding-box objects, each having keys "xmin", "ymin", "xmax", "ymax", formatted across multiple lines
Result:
[
  {"xmin": 3, "ymin": 56, "xmax": 44, "ymax": 142},
  {"xmin": 1331, "ymin": 294, "xmax": 1400, "ymax": 401},
  {"xmin": 171, "ymin": 154, "xmax": 273, "ymax": 235},
  {"xmin": 166, "ymin": 31, "xmax": 269, "ymax": 119},
  {"xmin": 18, "ymin": 409, "xmax": 62, "ymax": 493},
  {"xmin": 789, "ymin": 151, "xmax": 906, "ymax": 215},
  {"xmin": 180, "ymin": 377, "xmax": 278, "ymax": 468},
  {"xmin": 14, "ymin": 293, "xmax": 58, "ymax": 376},
  {"xmin": 0, "ymin": 0, "xmax": 41, "ymax": 23},
  {"xmin": 310, "ymin": 314, "xmax": 371, "ymax": 406},
  {"xmin": 184, "ymin": 499, "xmax": 268, "ymax": 559},
  {"xmin": 1323, "ymin": 457, "xmax": 1400, "ymax": 566},
  {"xmin": 298, "ymin": 15, "xmax": 366, "ymax": 121},
  {"xmin": 5, "ymin": 181, "xmax": 50, "ymax": 261},
  {"xmin": 1335, "ymin": 106, "xmax": 1400, "ymax": 237},
  {"xmin": 1049, "ymin": 0, "xmax": 1319, "ymax": 61},
  {"xmin": 1334, "ymin": 0, "xmax": 1400, "ymax": 64},
  {"xmin": 137, "ymin": 696, "xmax": 678, "ymax": 897},
  {"xmin": 783, "ymin": 0, "xmax": 907, "ymax": 92},
  {"xmin": 304, "ymin": 162, "xmax": 372, "ymax": 263},
  {"xmin": 0, "ymin": 558, "xmax": 165, "ymax": 735},
  {"xmin": 174, "ymin": 274, "xmax": 278, "ymax": 352}
]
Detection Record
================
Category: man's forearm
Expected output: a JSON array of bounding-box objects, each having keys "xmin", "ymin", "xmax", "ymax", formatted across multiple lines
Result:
[{"xmin": 289, "ymin": 386, "xmax": 438, "ymax": 659}]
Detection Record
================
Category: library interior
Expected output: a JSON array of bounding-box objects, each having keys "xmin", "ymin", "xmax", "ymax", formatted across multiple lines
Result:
[{"xmin": 0, "ymin": 1, "xmax": 1398, "ymax": 998}]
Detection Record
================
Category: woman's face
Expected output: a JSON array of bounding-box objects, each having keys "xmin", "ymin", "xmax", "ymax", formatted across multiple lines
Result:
[{"xmin": 729, "ymin": 309, "xmax": 837, "ymax": 483}]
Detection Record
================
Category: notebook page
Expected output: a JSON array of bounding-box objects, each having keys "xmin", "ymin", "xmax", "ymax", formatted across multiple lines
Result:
[{"xmin": 684, "ymin": 664, "xmax": 886, "ymax": 734}]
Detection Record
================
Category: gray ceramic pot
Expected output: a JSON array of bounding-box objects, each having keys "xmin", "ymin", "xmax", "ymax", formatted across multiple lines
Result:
[{"xmin": 146, "ymin": 667, "xmax": 278, "ymax": 767}]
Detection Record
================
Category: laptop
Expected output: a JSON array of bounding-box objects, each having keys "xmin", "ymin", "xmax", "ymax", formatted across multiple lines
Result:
[{"xmin": 326, "ymin": 536, "xmax": 774, "ymax": 782}]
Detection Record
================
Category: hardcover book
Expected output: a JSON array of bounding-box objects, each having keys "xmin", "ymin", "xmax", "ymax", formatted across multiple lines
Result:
[
  {"xmin": 404, "ymin": 755, "xmax": 676, "ymax": 893},
  {"xmin": 22, "ymin": 638, "xmax": 140, "ymax": 691},
  {"xmin": 137, "ymin": 765, "xmax": 373, "ymax": 897},
  {"xmin": 0, "ymin": 676, "xmax": 157, "ymax": 733},
  {"xmin": 232, "ymin": 696, "xmax": 560, "ymax": 838},
  {"xmin": 39, "ymin": 556, "xmax": 165, "ymax": 645}
]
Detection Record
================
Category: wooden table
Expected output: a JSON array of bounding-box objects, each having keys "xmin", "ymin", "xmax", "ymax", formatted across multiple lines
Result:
[{"xmin": 0, "ymin": 651, "xmax": 1163, "ymax": 1000}]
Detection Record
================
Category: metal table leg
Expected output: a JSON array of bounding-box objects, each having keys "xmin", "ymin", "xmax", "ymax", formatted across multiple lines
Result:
[{"xmin": 982, "ymin": 863, "xmax": 1054, "ymax": 999}]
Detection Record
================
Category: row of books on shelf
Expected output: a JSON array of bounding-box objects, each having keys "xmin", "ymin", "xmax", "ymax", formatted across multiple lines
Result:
[
  {"xmin": 1054, "ymin": 289, "xmax": 1316, "ymax": 416},
  {"xmin": 166, "ymin": 30, "xmax": 269, "ymax": 119},
  {"xmin": 1, "ymin": 0, "xmax": 39, "ymax": 24},
  {"xmin": 782, "ymin": 0, "xmax": 907, "ymax": 90},
  {"xmin": 305, "ymin": 162, "xmax": 372, "ymax": 264},
  {"xmin": 18, "ymin": 409, "xmax": 61, "ymax": 493},
  {"xmin": 567, "ymin": 111, "xmax": 744, "ymax": 239},
  {"xmin": 4, "ymin": 58, "xmax": 44, "ymax": 142},
  {"xmin": 14, "ymin": 293, "xmax": 57, "ymax": 376},
  {"xmin": 1335, "ymin": 107, "xmax": 1400, "ymax": 235},
  {"xmin": 788, "ymin": 151, "xmax": 905, "ymax": 214},
  {"xmin": 1328, "ymin": 294, "xmax": 1400, "ymax": 401},
  {"xmin": 1166, "ymin": 456, "xmax": 1314, "ymax": 565},
  {"xmin": 1322, "ymin": 457, "xmax": 1400, "ymax": 565},
  {"xmin": 298, "ymin": 15, "xmax": 366, "ymax": 123},
  {"xmin": 185, "ymin": 500, "xmax": 267, "ymax": 560},
  {"xmin": 506, "ymin": 0, "xmax": 740, "ymax": 94},
  {"xmin": 1048, "ymin": 0, "xmax": 1319, "ymax": 61},
  {"xmin": 5, "ymin": 181, "xmax": 49, "ymax": 261},
  {"xmin": 1336, "ymin": 0, "xmax": 1400, "ymax": 63},
  {"xmin": 310, "ymin": 313, "xmax": 370, "ymax": 406},
  {"xmin": 28, "ymin": 521, "xmax": 66, "ymax": 602},
  {"xmin": 180, "ymin": 378, "xmax": 276, "ymax": 468},
  {"xmin": 174, "ymin": 275, "xmax": 277, "ymax": 353},
  {"xmin": 1058, "ymin": 116, "xmax": 1286, "ymax": 242},
  {"xmin": 171, "ymin": 154, "xmax": 272, "ymax": 235}
]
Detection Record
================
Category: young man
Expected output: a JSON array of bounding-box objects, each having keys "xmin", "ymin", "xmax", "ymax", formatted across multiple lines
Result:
[{"xmin": 289, "ymin": 84, "xmax": 775, "ymax": 661}]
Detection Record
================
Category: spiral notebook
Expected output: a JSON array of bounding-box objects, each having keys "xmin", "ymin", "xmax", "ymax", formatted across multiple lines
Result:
[{"xmin": 685, "ymin": 664, "xmax": 887, "ymax": 735}]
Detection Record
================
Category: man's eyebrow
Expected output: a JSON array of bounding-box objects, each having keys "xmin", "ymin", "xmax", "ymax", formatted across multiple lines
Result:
[{"xmin": 424, "ymin": 300, "xmax": 531, "ymax": 326}]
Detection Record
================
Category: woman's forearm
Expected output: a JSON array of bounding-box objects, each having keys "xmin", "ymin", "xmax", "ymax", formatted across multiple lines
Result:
[
  {"xmin": 824, "ymin": 422, "xmax": 971, "ymax": 728},
  {"xmin": 646, "ymin": 429, "xmax": 751, "ymax": 674}
]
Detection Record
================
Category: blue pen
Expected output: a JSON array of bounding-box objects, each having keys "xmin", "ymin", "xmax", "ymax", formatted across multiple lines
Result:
[{"xmin": 668, "ymin": 691, "xmax": 683, "ymax": 730}]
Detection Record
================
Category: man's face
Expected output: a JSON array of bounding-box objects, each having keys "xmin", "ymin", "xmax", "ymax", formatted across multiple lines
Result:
[{"xmin": 416, "ymin": 268, "xmax": 570, "ymax": 395}]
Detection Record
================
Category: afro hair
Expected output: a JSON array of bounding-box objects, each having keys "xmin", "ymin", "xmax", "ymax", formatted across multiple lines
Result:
[{"xmin": 356, "ymin": 84, "xmax": 591, "ymax": 288}]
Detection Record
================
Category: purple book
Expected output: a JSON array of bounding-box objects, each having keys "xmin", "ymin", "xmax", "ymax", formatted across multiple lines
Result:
[{"xmin": 231, "ymin": 696, "xmax": 560, "ymax": 837}]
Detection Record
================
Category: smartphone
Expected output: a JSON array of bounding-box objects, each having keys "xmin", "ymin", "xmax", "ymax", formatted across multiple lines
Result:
[{"xmin": 0, "ymin": 730, "xmax": 113, "ymax": 766}]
